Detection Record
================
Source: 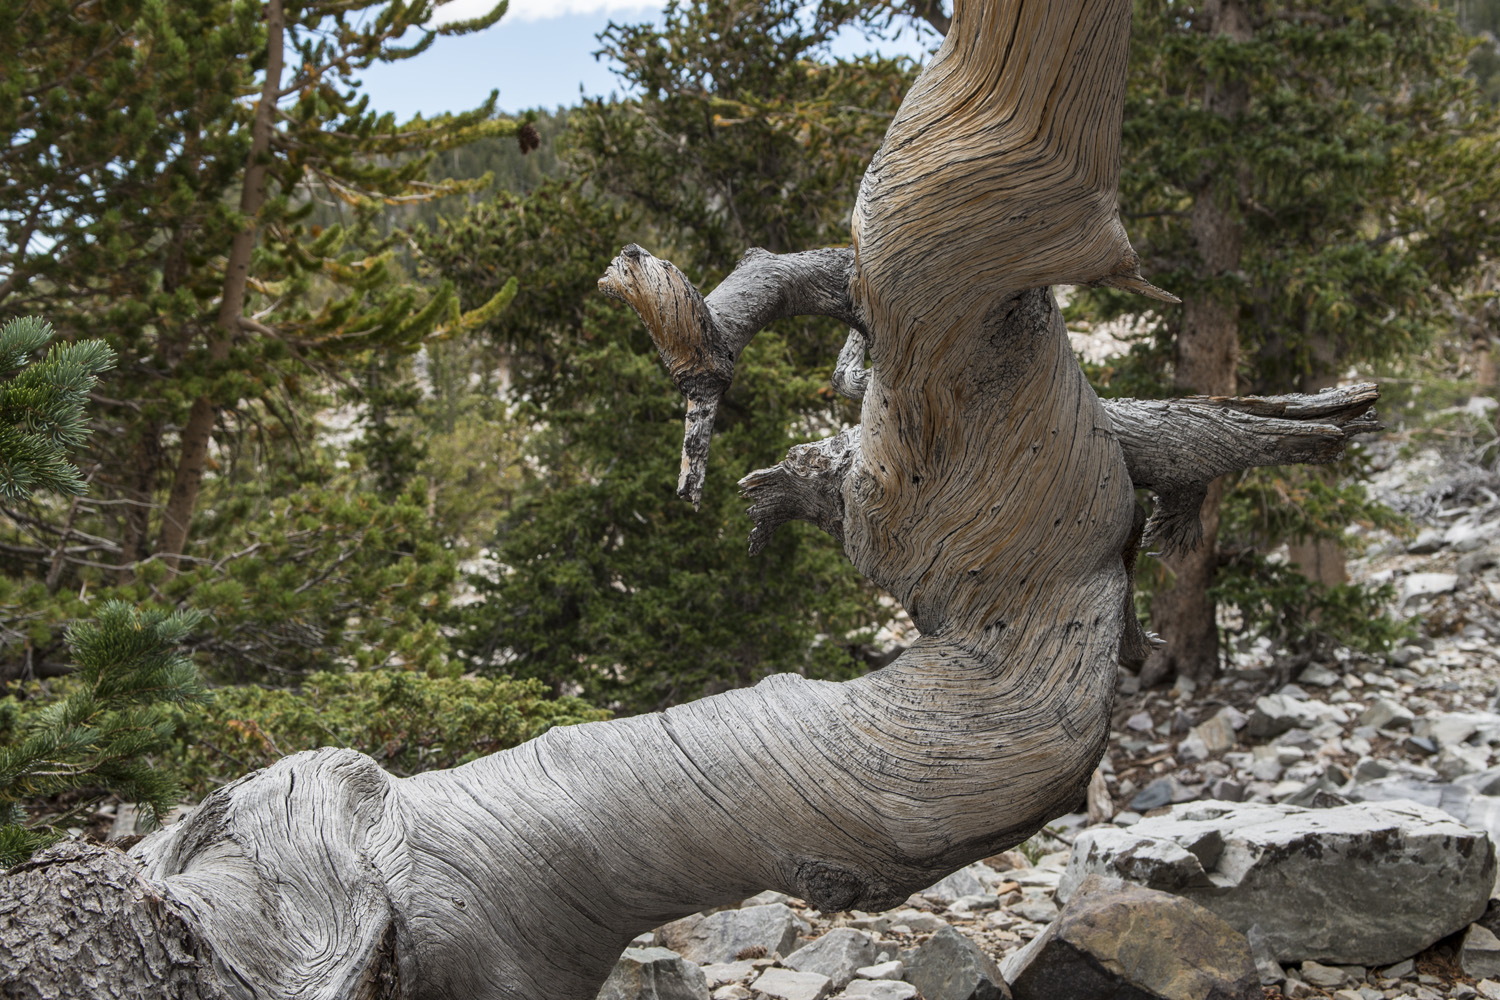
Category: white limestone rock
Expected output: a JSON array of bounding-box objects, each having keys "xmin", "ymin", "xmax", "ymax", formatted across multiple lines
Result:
[
  {"xmin": 752, "ymin": 968, "xmax": 832, "ymax": 1000},
  {"xmin": 1057, "ymin": 800, "xmax": 1495, "ymax": 966},
  {"xmin": 918, "ymin": 864, "xmax": 990, "ymax": 903},
  {"xmin": 1357, "ymin": 698, "xmax": 1415, "ymax": 731},
  {"xmin": 853, "ymin": 961, "xmax": 904, "ymax": 982},
  {"xmin": 1416, "ymin": 712, "xmax": 1500, "ymax": 749},
  {"xmin": 657, "ymin": 904, "xmax": 807, "ymax": 963},
  {"xmin": 876, "ymin": 908, "xmax": 947, "ymax": 933},
  {"xmin": 784, "ymin": 929, "xmax": 879, "ymax": 990},
  {"xmin": 1400, "ymin": 572, "xmax": 1459, "ymax": 604},
  {"xmin": 598, "ymin": 947, "xmax": 711, "ymax": 1000},
  {"xmin": 839, "ymin": 981, "xmax": 917, "ymax": 1000}
]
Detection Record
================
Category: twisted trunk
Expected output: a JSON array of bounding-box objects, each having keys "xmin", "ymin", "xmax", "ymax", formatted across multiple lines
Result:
[{"xmin": 1, "ymin": 2, "xmax": 1378, "ymax": 998}]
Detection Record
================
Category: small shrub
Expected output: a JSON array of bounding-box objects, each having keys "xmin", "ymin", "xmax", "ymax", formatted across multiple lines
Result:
[
  {"xmin": 0, "ymin": 602, "xmax": 204, "ymax": 867},
  {"xmin": 178, "ymin": 671, "xmax": 611, "ymax": 791}
]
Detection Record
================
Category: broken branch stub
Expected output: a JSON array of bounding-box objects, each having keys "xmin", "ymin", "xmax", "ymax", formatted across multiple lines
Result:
[
  {"xmin": 599, "ymin": 244, "xmax": 862, "ymax": 507},
  {"xmin": 1101, "ymin": 383, "xmax": 1381, "ymax": 556}
]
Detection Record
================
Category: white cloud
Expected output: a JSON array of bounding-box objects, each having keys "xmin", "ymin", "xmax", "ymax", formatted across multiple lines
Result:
[{"xmin": 435, "ymin": 0, "xmax": 658, "ymax": 24}]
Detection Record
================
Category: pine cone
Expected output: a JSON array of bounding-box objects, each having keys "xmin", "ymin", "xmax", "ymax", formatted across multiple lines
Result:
[{"xmin": 517, "ymin": 123, "xmax": 540, "ymax": 154}]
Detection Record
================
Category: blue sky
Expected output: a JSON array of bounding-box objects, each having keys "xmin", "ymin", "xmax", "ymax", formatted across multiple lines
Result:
[{"xmin": 355, "ymin": 2, "xmax": 940, "ymax": 119}]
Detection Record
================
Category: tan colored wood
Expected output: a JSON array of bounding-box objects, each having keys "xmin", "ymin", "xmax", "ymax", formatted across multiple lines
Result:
[{"xmin": 0, "ymin": 4, "xmax": 1380, "ymax": 999}]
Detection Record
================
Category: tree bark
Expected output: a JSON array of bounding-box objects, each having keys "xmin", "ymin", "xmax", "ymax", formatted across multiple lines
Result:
[
  {"xmin": 1286, "ymin": 362, "xmax": 1349, "ymax": 587},
  {"xmin": 1142, "ymin": 0, "xmax": 1252, "ymax": 689},
  {"xmin": 1, "ymin": 2, "xmax": 1379, "ymax": 997},
  {"xmin": 156, "ymin": 0, "xmax": 284, "ymax": 566}
]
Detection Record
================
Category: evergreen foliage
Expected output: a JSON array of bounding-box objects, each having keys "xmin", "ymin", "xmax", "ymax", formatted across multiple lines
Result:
[
  {"xmin": 178, "ymin": 670, "xmax": 610, "ymax": 790},
  {"xmin": 0, "ymin": 316, "xmax": 207, "ymax": 867},
  {"xmin": 0, "ymin": 0, "xmax": 519, "ymax": 618},
  {"xmin": 422, "ymin": 178, "xmax": 884, "ymax": 712},
  {"xmin": 1070, "ymin": 0, "xmax": 1500, "ymax": 673},
  {"xmin": 0, "ymin": 318, "xmax": 115, "ymax": 503},
  {"xmin": 0, "ymin": 1, "xmax": 529, "ymax": 682},
  {"xmin": 0, "ymin": 602, "xmax": 204, "ymax": 867}
]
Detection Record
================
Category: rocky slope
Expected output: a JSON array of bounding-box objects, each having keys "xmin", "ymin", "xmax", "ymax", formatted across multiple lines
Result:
[{"xmin": 603, "ymin": 437, "xmax": 1500, "ymax": 1000}]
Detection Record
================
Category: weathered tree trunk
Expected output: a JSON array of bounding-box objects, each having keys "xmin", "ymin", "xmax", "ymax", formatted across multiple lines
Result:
[
  {"xmin": 157, "ymin": 0, "xmax": 284, "ymax": 566},
  {"xmin": 1, "ymin": 2, "xmax": 1378, "ymax": 997},
  {"xmin": 1141, "ymin": 0, "xmax": 1252, "ymax": 689}
]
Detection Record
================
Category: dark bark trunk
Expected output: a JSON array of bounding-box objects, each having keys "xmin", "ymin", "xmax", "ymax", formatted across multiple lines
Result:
[
  {"xmin": 116, "ymin": 426, "xmax": 162, "ymax": 585},
  {"xmin": 1287, "ymin": 360, "xmax": 1348, "ymax": 587},
  {"xmin": 157, "ymin": 0, "xmax": 284, "ymax": 565},
  {"xmin": 1144, "ymin": 0, "xmax": 1251, "ymax": 688}
]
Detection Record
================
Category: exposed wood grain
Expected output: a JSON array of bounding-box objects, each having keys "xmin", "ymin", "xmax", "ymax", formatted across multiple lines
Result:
[
  {"xmin": 599, "ymin": 244, "xmax": 862, "ymax": 506},
  {"xmin": 0, "ymin": 3, "xmax": 1380, "ymax": 999},
  {"xmin": 1102, "ymin": 384, "xmax": 1380, "ymax": 555}
]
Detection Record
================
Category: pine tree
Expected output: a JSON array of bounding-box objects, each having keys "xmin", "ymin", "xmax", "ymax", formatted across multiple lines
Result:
[
  {"xmin": 0, "ymin": 601, "xmax": 204, "ymax": 867},
  {"xmin": 0, "ymin": 0, "xmax": 517, "ymax": 576},
  {"xmin": 0, "ymin": 1, "xmax": 522, "ymax": 681},
  {"xmin": 1072, "ymin": 0, "xmax": 1500, "ymax": 685},
  {"xmin": 0, "ymin": 317, "xmax": 204, "ymax": 867}
]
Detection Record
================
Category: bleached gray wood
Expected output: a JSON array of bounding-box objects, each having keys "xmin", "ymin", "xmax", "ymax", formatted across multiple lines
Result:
[
  {"xmin": 830, "ymin": 329, "xmax": 870, "ymax": 401},
  {"xmin": 0, "ymin": 3, "xmax": 1380, "ymax": 999},
  {"xmin": 1101, "ymin": 385, "xmax": 1380, "ymax": 555},
  {"xmin": 598, "ymin": 244, "xmax": 864, "ymax": 507}
]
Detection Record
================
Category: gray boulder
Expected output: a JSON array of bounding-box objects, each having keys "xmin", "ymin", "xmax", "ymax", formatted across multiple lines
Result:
[
  {"xmin": 1003, "ymin": 875, "xmax": 1259, "ymax": 1000},
  {"xmin": 784, "ymin": 929, "xmax": 879, "ymax": 989},
  {"xmin": 902, "ymin": 925, "xmax": 1009, "ymax": 1000},
  {"xmin": 752, "ymin": 968, "xmax": 832, "ymax": 1000},
  {"xmin": 1465, "ymin": 924, "xmax": 1500, "ymax": 980},
  {"xmin": 597, "ymin": 947, "xmax": 711, "ymax": 1000},
  {"xmin": 657, "ymin": 904, "xmax": 806, "ymax": 963},
  {"xmin": 1058, "ymin": 800, "xmax": 1495, "ymax": 966},
  {"xmin": 919, "ymin": 863, "xmax": 989, "ymax": 903}
]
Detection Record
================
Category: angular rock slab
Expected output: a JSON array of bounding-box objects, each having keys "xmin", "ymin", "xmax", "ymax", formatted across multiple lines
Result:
[
  {"xmin": 1058, "ymin": 800, "xmax": 1495, "ymax": 966},
  {"xmin": 902, "ymin": 925, "xmax": 1009, "ymax": 1000},
  {"xmin": 658, "ymin": 903, "xmax": 805, "ymax": 963},
  {"xmin": 919, "ymin": 863, "xmax": 990, "ymax": 903},
  {"xmin": 1465, "ymin": 924, "xmax": 1500, "ymax": 980},
  {"xmin": 1002, "ymin": 875, "xmax": 1259, "ymax": 1000},
  {"xmin": 784, "ymin": 928, "xmax": 878, "ymax": 989},
  {"xmin": 841, "ymin": 982, "xmax": 916, "ymax": 1000},
  {"xmin": 598, "ymin": 947, "xmax": 711, "ymax": 1000},
  {"xmin": 752, "ymin": 968, "xmax": 832, "ymax": 1000}
]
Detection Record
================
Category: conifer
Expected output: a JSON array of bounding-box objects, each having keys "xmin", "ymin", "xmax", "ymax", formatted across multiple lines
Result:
[{"xmin": 0, "ymin": 317, "xmax": 203, "ymax": 867}]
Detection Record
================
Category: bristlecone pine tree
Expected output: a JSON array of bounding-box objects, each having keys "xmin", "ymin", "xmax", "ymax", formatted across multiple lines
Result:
[{"xmin": 0, "ymin": 2, "xmax": 1381, "ymax": 997}]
